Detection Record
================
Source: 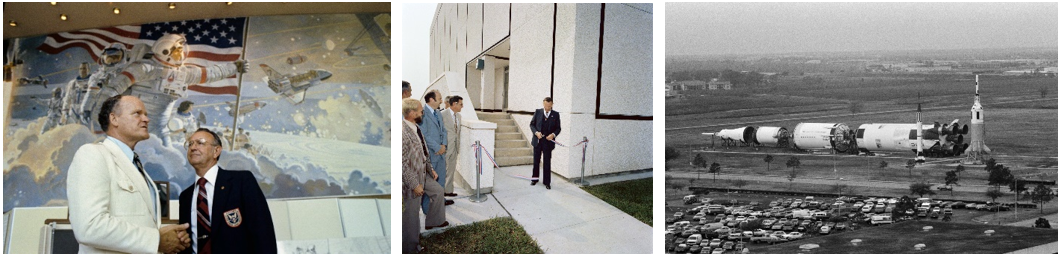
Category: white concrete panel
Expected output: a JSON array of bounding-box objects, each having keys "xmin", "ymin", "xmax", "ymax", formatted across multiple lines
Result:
[
  {"xmin": 592, "ymin": 119, "xmax": 653, "ymax": 174},
  {"xmin": 267, "ymin": 199, "xmax": 292, "ymax": 241},
  {"xmin": 511, "ymin": 3, "xmax": 553, "ymax": 33},
  {"xmin": 338, "ymin": 199, "xmax": 384, "ymax": 238},
  {"xmin": 456, "ymin": 4, "xmax": 470, "ymax": 65},
  {"xmin": 375, "ymin": 200, "xmax": 390, "ymax": 237},
  {"xmin": 570, "ymin": 4, "xmax": 605, "ymax": 115},
  {"xmin": 598, "ymin": 4, "xmax": 653, "ymax": 117},
  {"xmin": 458, "ymin": 120, "xmax": 497, "ymax": 191},
  {"xmin": 286, "ymin": 199, "xmax": 344, "ymax": 240},
  {"xmin": 6, "ymin": 207, "xmax": 66, "ymax": 254},
  {"xmin": 508, "ymin": 5, "xmax": 555, "ymax": 113},
  {"xmin": 467, "ymin": 4, "xmax": 484, "ymax": 56},
  {"xmin": 482, "ymin": 3, "xmax": 510, "ymax": 49},
  {"xmin": 550, "ymin": 4, "xmax": 578, "ymax": 114}
]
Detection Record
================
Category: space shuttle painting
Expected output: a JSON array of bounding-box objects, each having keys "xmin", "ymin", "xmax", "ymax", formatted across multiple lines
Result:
[{"xmin": 3, "ymin": 13, "xmax": 392, "ymax": 212}]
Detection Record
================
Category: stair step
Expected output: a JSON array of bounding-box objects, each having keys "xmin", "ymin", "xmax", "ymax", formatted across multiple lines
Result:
[
  {"xmin": 496, "ymin": 140, "xmax": 529, "ymax": 149},
  {"xmin": 496, "ymin": 125, "xmax": 519, "ymax": 133},
  {"xmin": 476, "ymin": 112, "xmax": 510, "ymax": 120},
  {"xmin": 496, "ymin": 132, "xmax": 524, "ymax": 141},
  {"xmin": 497, "ymin": 156, "xmax": 534, "ymax": 166},
  {"xmin": 496, "ymin": 147, "xmax": 533, "ymax": 157}
]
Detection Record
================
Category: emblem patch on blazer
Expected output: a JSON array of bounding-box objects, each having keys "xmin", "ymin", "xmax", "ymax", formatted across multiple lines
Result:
[{"xmin": 224, "ymin": 208, "xmax": 242, "ymax": 227}]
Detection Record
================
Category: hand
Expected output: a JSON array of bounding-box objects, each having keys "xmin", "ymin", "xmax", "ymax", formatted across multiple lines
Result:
[
  {"xmin": 438, "ymin": 145, "xmax": 446, "ymax": 155},
  {"xmin": 233, "ymin": 60, "xmax": 248, "ymax": 73},
  {"xmin": 546, "ymin": 134, "xmax": 555, "ymax": 141},
  {"xmin": 535, "ymin": 132, "xmax": 543, "ymax": 139},
  {"xmin": 414, "ymin": 184, "xmax": 424, "ymax": 197},
  {"xmin": 431, "ymin": 170, "xmax": 439, "ymax": 181},
  {"xmin": 157, "ymin": 223, "xmax": 191, "ymax": 254}
]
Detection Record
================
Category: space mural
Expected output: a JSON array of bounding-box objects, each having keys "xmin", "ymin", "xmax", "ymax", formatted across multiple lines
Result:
[{"xmin": 3, "ymin": 13, "xmax": 392, "ymax": 212}]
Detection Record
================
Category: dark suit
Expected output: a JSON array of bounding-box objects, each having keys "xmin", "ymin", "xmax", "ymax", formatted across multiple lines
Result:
[
  {"xmin": 179, "ymin": 168, "xmax": 277, "ymax": 254},
  {"xmin": 530, "ymin": 108, "xmax": 561, "ymax": 186}
]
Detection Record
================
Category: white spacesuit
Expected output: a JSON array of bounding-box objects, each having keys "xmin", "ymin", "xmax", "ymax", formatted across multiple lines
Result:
[
  {"xmin": 163, "ymin": 100, "xmax": 199, "ymax": 148},
  {"xmin": 77, "ymin": 43, "xmax": 147, "ymax": 130},
  {"xmin": 95, "ymin": 33, "xmax": 246, "ymax": 137}
]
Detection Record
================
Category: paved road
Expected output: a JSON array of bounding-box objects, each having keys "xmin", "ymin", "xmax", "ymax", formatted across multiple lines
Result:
[{"xmin": 667, "ymin": 170, "xmax": 1009, "ymax": 193}]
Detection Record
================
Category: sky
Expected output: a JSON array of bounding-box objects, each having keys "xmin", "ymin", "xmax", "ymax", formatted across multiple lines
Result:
[
  {"xmin": 667, "ymin": 2, "xmax": 1058, "ymax": 56},
  {"xmin": 401, "ymin": 3, "xmax": 437, "ymax": 98}
]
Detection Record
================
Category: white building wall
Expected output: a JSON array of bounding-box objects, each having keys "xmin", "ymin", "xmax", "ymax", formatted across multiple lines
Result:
[{"xmin": 430, "ymin": 3, "xmax": 653, "ymax": 178}]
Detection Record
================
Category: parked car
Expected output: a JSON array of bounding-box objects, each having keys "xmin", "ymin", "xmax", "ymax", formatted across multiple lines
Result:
[
  {"xmin": 951, "ymin": 202, "xmax": 967, "ymax": 209},
  {"xmin": 689, "ymin": 244, "xmax": 702, "ymax": 253},
  {"xmin": 874, "ymin": 203, "xmax": 886, "ymax": 213},
  {"xmin": 871, "ymin": 215, "xmax": 893, "ymax": 225},
  {"xmin": 675, "ymin": 244, "xmax": 689, "ymax": 253},
  {"xmin": 819, "ymin": 226, "xmax": 832, "ymax": 235},
  {"xmin": 709, "ymin": 238, "xmax": 723, "ymax": 248},
  {"xmin": 687, "ymin": 234, "xmax": 703, "ymax": 245},
  {"xmin": 723, "ymin": 241, "xmax": 735, "ymax": 250},
  {"xmin": 943, "ymin": 207, "xmax": 954, "ymax": 215},
  {"xmin": 712, "ymin": 248, "xmax": 725, "ymax": 254},
  {"xmin": 861, "ymin": 204, "xmax": 874, "ymax": 213},
  {"xmin": 784, "ymin": 232, "xmax": 804, "ymax": 240},
  {"xmin": 975, "ymin": 204, "xmax": 987, "ymax": 210}
]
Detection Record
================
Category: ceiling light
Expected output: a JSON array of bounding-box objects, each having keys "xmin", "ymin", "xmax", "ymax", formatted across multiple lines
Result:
[
  {"xmin": 8, "ymin": 21, "xmax": 16, "ymax": 27},
  {"xmin": 169, "ymin": 3, "xmax": 176, "ymax": 9},
  {"xmin": 50, "ymin": 2, "xmax": 57, "ymax": 6},
  {"xmin": 227, "ymin": 2, "xmax": 233, "ymax": 5},
  {"xmin": 113, "ymin": 8, "xmax": 120, "ymax": 14},
  {"xmin": 60, "ymin": 14, "xmax": 67, "ymax": 21}
]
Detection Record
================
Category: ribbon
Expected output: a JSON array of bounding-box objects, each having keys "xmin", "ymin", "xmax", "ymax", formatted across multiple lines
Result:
[{"xmin": 471, "ymin": 142, "xmax": 501, "ymax": 174}]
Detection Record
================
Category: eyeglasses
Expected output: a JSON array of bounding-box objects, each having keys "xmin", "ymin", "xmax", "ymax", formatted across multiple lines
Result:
[{"xmin": 186, "ymin": 138, "xmax": 218, "ymax": 149}]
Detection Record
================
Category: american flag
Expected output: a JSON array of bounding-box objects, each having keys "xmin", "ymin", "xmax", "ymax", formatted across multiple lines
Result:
[{"xmin": 37, "ymin": 17, "xmax": 247, "ymax": 95}]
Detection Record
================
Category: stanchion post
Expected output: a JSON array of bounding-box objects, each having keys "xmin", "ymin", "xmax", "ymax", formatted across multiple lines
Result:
[
  {"xmin": 579, "ymin": 136, "xmax": 589, "ymax": 186},
  {"xmin": 470, "ymin": 140, "xmax": 489, "ymax": 203}
]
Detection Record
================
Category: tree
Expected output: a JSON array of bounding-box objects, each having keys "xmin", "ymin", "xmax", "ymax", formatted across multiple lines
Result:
[
  {"xmin": 909, "ymin": 182, "xmax": 936, "ymax": 198},
  {"xmin": 987, "ymin": 163, "xmax": 1012, "ymax": 191},
  {"xmin": 892, "ymin": 195, "xmax": 915, "ymax": 218},
  {"xmin": 732, "ymin": 179, "xmax": 749, "ymax": 190},
  {"xmin": 944, "ymin": 170, "xmax": 959, "ymax": 196},
  {"xmin": 693, "ymin": 154, "xmax": 707, "ymax": 180},
  {"xmin": 905, "ymin": 160, "xmax": 916, "ymax": 177},
  {"xmin": 785, "ymin": 157, "xmax": 800, "ymax": 188},
  {"xmin": 984, "ymin": 158, "xmax": 997, "ymax": 172},
  {"xmin": 879, "ymin": 160, "xmax": 888, "ymax": 169},
  {"xmin": 763, "ymin": 155, "xmax": 774, "ymax": 171},
  {"xmin": 985, "ymin": 188, "xmax": 1005, "ymax": 203},
  {"xmin": 955, "ymin": 164, "xmax": 965, "ymax": 178},
  {"xmin": 709, "ymin": 162, "xmax": 722, "ymax": 183},
  {"xmin": 1029, "ymin": 184, "xmax": 1055, "ymax": 214},
  {"xmin": 665, "ymin": 147, "xmax": 681, "ymax": 171}
]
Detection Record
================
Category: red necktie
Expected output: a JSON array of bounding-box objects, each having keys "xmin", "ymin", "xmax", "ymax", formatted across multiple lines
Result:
[{"xmin": 196, "ymin": 178, "xmax": 212, "ymax": 254}]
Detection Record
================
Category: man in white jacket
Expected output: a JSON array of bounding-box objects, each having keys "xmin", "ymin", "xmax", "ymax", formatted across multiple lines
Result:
[{"xmin": 67, "ymin": 95, "xmax": 191, "ymax": 253}]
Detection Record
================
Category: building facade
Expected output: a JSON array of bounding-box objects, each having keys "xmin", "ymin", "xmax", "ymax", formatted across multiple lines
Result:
[{"xmin": 428, "ymin": 3, "xmax": 653, "ymax": 180}]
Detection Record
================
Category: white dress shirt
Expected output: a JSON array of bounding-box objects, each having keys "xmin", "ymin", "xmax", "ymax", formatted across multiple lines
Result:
[{"xmin": 190, "ymin": 165, "xmax": 219, "ymax": 254}]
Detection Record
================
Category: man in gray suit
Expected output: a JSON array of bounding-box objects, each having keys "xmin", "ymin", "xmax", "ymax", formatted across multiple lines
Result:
[
  {"xmin": 440, "ymin": 95, "xmax": 463, "ymax": 196},
  {"xmin": 419, "ymin": 90, "xmax": 453, "ymax": 212}
]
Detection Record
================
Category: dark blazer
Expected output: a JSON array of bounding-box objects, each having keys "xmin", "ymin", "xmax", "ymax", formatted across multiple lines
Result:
[
  {"xmin": 179, "ymin": 168, "xmax": 277, "ymax": 254},
  {"xmin": 530, "ymin": 108, "xmax": 562, "ymax": 151}
]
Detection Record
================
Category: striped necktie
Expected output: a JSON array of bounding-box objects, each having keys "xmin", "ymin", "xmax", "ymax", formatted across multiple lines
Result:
[{"xmin": 196, "ymin": 178, "xmax": 212, "ymax": 254}]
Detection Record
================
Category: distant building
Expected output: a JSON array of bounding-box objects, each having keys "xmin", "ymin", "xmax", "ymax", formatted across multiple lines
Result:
[
  {"xmin": 672, "ymin": 80, "xmax": 706, "ymax": 90},
  {"xmin": 707, "ymin": 79, "xmax": 732, "ymax": 90}
]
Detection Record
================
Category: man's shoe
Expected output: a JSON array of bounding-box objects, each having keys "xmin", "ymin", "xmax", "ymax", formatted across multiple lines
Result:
[
  {"xmin": 546, "ymin": 184, "xmax": 551, "ymax": 190},
  {"xmin": 531, "ymin": 181, "xmax": 538, "ymax": 186},
  {"xmin": 426, "ymin": 221, "xmax": 450, "ymax": 230},
  {"xmin": 445, "ymin": 199, "xmax": 455, "ymax": 205},
  {"xmin": 444, "ymin": 192, "xmax": 457, "ymax": 197}
]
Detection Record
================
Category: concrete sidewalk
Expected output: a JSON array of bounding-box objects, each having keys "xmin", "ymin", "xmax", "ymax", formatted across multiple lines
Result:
[{"xmin": 418, "ymin": 165, "xmax": 652, "ymax": 253}]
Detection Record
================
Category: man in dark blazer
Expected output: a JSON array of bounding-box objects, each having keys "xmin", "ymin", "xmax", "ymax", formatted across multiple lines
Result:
[
  {"xmin": 530, "ymin": 97, "xmax": 561, "ymax": 189},
  {"xmin": 179, "ymin": 128, "xmax": 277, "ymax": 254}
]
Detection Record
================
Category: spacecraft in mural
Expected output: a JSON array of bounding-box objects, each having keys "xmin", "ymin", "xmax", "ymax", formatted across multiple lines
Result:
[{"xmin": 260, "ymin": 63, "xmax": 333, "ymax": 105}]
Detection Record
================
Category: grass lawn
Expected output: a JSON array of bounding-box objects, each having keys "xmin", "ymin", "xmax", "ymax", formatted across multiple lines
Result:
[
  {"xmin": 582, "ymin": 178, "xmax": 653, "ymax": 225},
  {"xmin": 419, "ymin": 217, "xmax": 543, "ymax": 254},
  {"xmin": 753, "ymin": 220, "xmax": 1058, "ymax": 254}
]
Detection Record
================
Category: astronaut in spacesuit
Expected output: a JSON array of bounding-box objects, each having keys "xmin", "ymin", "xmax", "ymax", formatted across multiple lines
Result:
[
  {"xmin": 163, "ymin": 100, "xmax": 199, "ymax": 148},
  {"xmin": 95, "ymin": 33, "xmax": 247, "ymax": 138},
  {"xmin": 77, "ymin": 42, "xmax": 148, "ymax": 130}
]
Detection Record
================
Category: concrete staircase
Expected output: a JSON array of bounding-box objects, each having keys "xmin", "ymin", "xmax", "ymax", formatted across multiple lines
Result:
[{"xmin": 477, "ymin": 111, "xmax": 533, "ymax": 166}]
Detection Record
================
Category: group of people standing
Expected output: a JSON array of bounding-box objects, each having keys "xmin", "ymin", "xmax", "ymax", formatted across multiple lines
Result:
[
  {"xmin": 401, "ymin": 81, "xmax": 463, "ymax": 253},
  {"xmin": 400, "ymin": 80, "xmax": 562, "ymax": 253}
]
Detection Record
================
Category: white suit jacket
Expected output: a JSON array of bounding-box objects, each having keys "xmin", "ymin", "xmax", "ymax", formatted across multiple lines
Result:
[{"xmin": 67, "ymin": 139, "xmax": 161, "ymax": 254}]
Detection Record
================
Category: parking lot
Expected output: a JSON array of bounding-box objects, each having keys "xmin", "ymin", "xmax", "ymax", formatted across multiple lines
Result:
[{"xmin": 664, "ymin": 190, "xmax": 1026, "ymax": 254}]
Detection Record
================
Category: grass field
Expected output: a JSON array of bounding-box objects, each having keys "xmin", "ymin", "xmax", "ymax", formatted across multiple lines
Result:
[
  {"xmin": 581, "ymin": 178, "xmax": 653, "ymax": 225},
  {"xmin": 419, "ymin": 217, "xmax": 543, "ymax": 254},
  {"xmin": 752, "ymin": 220, "xmax": 1057, "ymax": 254}
]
